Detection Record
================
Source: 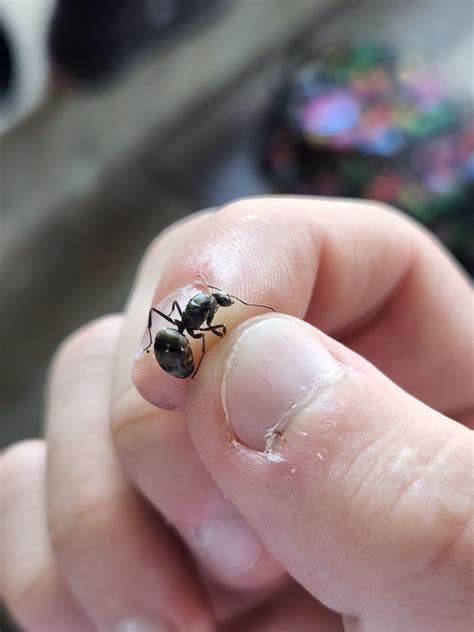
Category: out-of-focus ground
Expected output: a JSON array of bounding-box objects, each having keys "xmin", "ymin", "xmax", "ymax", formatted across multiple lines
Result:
[{"xmin": 1, "ymin": 0, "xmax": 473, "ymax": 449}]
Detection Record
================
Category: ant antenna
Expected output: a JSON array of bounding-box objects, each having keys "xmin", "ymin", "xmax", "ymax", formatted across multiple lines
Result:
[
  {"xmin": 196, "ymin": 273, "xmax": 210, "ymax": 288},
  {"xmin": 230, "ymin": 295, "xmax": 277, "ymax": 312},
  {"xmin": 196, "ymin": 274, "xmax": 276, "ymax": 312}
]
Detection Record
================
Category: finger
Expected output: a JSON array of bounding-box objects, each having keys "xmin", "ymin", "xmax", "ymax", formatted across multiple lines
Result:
[
  {"xmin": 1, "ymin": 440, "xmax": 92, "ymax": 632},
  {"xmin": 113, "ymin": 406, "xmax": 285, "ymax": 591},
  {"xmin": 46, "ymin": 316, "xmax": 213, "ymax": 631},
  {"xmin": 114, "ymin": 210, "xmax": 216, "ymax": 409},
  {"xmin": 112, "ymin": 213, "xmax": 285, "ymax": 594},
  {"xmin": 185, "ymin": 314, "xmax": 474, "ymax": 631},
  {"xmin": 131, "ymin": 197, "xmax": 473, "ymax": 419},
  {"xmin": 222, "ymin": 585, "xmax": 343, "ymax": 632}
]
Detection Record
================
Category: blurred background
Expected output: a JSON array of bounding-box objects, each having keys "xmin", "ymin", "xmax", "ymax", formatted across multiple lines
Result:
[
  {"xmin": 0, "ymin": 0, "xmax": 473, "ymax": 629},
  {"xmin": 2, "ymin": 0, "xmax": 474, "ymax": 442}
]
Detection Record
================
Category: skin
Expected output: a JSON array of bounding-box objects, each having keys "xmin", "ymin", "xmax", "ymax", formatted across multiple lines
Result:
[{"xmin": 1, "ymin": 197, "xmax": 473, "ymax": 631}]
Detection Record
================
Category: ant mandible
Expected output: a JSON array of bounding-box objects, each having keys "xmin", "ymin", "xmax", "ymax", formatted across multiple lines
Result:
[{"xmin": 141, "ymin": 274, "xmax": 276, "ymax": 379}]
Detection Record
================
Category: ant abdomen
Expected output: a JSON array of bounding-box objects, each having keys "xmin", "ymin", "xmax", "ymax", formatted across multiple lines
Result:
[{"xmin": 154, "ymin": 328, "xmax": 194, "ymax": 379}]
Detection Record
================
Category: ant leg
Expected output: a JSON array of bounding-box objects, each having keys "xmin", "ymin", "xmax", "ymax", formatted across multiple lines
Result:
[
  {"xmin": 142, "ymin": 308, "xmax": 176, "ymax": 352},
  {"xmin": 199, "ymin": 323, "xmax": 227, "ymax": 338},
  {"xmin": 166, "ymin": 301, "xmax": 183, "ymax": 318},
  {"xmin": 188, "ymin": 331, "xmax": 206, "ymax": 378}
]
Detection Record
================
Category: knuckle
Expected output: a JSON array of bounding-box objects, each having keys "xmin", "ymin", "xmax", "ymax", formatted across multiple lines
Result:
[
  {"xmin": 427, "ymin": 514, "xmax": 474, "ymax": 584},
  {"xmin": 357, "ymin": 198, "xmax": 437, "ymax": 242},
  {"xmin": 218, "ymin": 196, "xmax": 423, "ymax": 250},
  {"xmin": 385, "ymin": 436, "xmax": 474, "ymax": 580},
  {"xmin": 397, "ymin": 517, "xmax": 474, "ymax": 622},
  {"xmin": 213, "ymin": 194, "xmax": 429, "ymax": 244},
  {"xmin": 338, "ymin": 428, "xmax": 474, "ymax": 591},
  {"xmin": 353, "ymin": 198, "xmax": 399, "ymax": 217},
  {"xmin": 220, "ymin": 194, "xmax": 393, "ymax": 219}
]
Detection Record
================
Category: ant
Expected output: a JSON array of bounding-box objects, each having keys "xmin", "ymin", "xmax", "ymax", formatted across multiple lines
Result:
[{"xmin": 141, "ymin": 275, "xmax": 276, "ymax": 379}]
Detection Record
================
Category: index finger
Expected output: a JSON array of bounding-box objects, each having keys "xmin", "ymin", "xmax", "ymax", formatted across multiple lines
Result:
[{"xmin": 130, "ymin": 197, "xmax": 473, "ymax": 419}]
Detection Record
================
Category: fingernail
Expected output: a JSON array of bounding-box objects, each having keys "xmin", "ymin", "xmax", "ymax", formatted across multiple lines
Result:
[
  {"xmin": 192, "ymin": 515, "xmax": 263, "ymax": 578},
  {"xmin": 114, "ymin": 616, "xmax": 174, "ymax": 632},
  {"xmin": 222, "ymin": 317, "xmax": 343, "ymax": 451}
]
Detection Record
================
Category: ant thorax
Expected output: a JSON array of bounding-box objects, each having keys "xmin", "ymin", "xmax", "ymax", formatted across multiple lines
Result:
[{"xmin": 183, "ymin": 293, "xmax": 218, "ymax": 330}]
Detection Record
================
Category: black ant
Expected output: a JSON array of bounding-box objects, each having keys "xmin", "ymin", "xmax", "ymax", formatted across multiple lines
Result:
[{"xmin": 141, "ymin": 275, "xmax": 276, "ymax": 379}]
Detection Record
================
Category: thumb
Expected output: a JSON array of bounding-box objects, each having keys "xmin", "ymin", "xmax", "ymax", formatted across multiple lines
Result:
[{"xmin": 186, "ymin": 315, "xmax": 473, "ymax": 631}]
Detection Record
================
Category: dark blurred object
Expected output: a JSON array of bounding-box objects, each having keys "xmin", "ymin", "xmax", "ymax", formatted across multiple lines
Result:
[
  {"xmin": 0, "ymin": 0, "xmax": 54, "ymax": 134},
  {"xmin": 0, "ymin": 24, "xmax": 13, "ymax": 99},
  {"xmin": 1, "ymin": 603, "xmax": 20, "ymax": 632},
  {"xmin": 262, "ymin": 43, "xmax": 474, "ymax": 274},
  {"xmin": 49, "ymin": 0, "xmax": 224, "ymax": 84}
]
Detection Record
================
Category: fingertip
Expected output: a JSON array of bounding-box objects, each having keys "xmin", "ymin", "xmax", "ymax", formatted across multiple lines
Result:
[{"xmin": 132, "ymin": 353, "xmax": 187, "ymax": 411}]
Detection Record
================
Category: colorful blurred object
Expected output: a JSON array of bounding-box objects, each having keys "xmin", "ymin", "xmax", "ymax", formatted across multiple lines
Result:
[{"xmin": 262, "ymin": 44, "xmax": 474, "ymax": 274}]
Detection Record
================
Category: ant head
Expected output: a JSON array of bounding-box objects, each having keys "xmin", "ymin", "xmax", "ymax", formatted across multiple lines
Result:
[{"xmin": 213, "ymin": 291, "xmax": 234, "ymax": 307}]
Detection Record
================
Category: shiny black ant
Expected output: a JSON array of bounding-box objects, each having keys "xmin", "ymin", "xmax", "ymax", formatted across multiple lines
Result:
[{"xmin": 141, "ymin": 275, "xmax": 276, "ymax": 379}]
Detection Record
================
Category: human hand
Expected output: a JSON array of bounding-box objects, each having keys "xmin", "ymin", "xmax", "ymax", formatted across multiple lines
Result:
[{"xmin": 2, "ymin": 198, "xmax": 473, "ymax": 631}]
